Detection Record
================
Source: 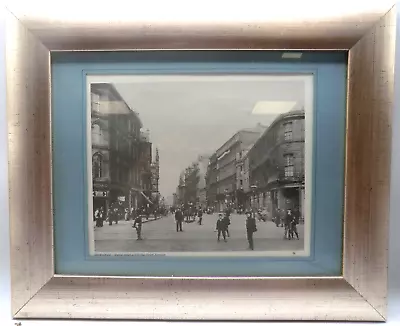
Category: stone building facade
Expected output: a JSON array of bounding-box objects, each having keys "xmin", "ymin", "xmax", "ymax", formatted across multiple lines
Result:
[
  {"xmin": 248, "ymin": 110, "xmax": 305, "ymax": 219},
  {"xmin": 90, "ymin": 83, "xmax": 153, "ymax": 217},
  {"xmin": 206, "ymin": 124, "xmax": 266, "ymax": 212}
]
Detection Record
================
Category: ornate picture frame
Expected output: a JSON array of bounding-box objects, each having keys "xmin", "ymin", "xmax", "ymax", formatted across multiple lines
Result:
[{"xmin": 4, "ymin": 2, "xmax": 396, "ymax": 321}]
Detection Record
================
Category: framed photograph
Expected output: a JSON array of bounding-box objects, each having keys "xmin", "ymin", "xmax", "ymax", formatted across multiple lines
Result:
[
  {"xmin": 87, "ymin": 74, "xmax": 314, "ymax": 258},
  {"xmin": 50, "ymin": 52, "xmax": 345, "ymax": 278},
  {"xmin": 5, "ymin": 2, "xmax": 396, "ymax": 321}
]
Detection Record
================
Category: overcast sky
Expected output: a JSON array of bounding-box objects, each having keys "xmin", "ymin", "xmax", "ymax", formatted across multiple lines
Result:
[{"xmin": 114, "ymin": 76, "xmax": 307, "ymax": 204}]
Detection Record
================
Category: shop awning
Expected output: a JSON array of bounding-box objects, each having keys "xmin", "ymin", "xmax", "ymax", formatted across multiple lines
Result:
[{"xmin": 140, "ymin": 192, "xmax": 153, "ymax": 205}]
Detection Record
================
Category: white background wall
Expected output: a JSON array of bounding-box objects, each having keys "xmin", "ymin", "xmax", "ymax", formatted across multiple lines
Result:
[{"xmin": 0, "ymin": 5, "xmax": 399, "ymax": 326}]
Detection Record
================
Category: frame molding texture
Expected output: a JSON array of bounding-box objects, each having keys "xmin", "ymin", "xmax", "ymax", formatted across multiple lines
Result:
[{"xmin": 4, "ymin": 3, "xmax": 397, "ymax": 321}]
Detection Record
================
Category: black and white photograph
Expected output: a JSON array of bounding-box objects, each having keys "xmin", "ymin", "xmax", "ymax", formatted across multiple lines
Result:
[{"xmin": 87, "ymin": 75, "xmax": 313, "ymax": 256}]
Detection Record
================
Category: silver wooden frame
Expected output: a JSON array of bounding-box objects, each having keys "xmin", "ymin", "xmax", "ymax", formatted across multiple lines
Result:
[{"xmin": 4, "ymin": 2, "xmax": 397, "ymax": 321}]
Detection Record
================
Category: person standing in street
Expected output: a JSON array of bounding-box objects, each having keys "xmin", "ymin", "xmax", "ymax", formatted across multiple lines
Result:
[
  {"xmin": 291, "ymin": 208, "xmax": 300, "ymax": 240},
  {"xmin": 246, "ymin": 212, "xmax": 257, "ymax": 250},
  {"xmin": 96, "ymin": 207, "xmax": 104, "ymax": 227},
  {"xmin": 132, "ymin": 214, "xmax": 143, "ymax": 240},
  {"xmin": 284, "ymin": 209, "xmax": 294, "ymax": 240},
  {"xmin": 223, "ymin": 211, "xmax": 231, "ymax": 237},
  {"xmin": 216, "ymin": 214, "xmax": 227, "ymax": 242},
  {"xmin": 279, "ymin": 209, "xmax": 285, "ymax": 227},
  {"xmin": 197, "ymin": 208, "xmax": 203, "ymax": 225},
  {"xmin": 175, "ymin": 208, "xmax": 184, "ymax": 232},
  {"xmin": 274, "ymin": 208, "xmax": 280, "ymax": 227},
  {"xmin": 94, "ymin": 208, "xmax": 101, "ymax": 227}
]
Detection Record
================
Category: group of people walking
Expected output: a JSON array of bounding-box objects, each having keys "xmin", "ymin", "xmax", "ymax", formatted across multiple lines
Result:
[
  {"xmin": 96, "ymin": 204, "xmax": 300, "ymax": 250},
  {"xmin": 216, "ymin": 210, "xmax": 257, "ymax": 250},
  {"xmin": 174, "ymin": 207, "xmax": 258, "ymax": 250},
  {"xmin": 282, "ymin": 209, "xmax": 300, "ymax": 240},
  {"xmin": 94, "ymin": 203, "xmax": 168, "ymax": 230},
  {"xmin": 174, "ymin": 207, "xmax": 204, "ymax": 232}
]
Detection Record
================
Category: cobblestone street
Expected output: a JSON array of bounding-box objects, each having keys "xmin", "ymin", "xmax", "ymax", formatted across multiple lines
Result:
[{"xmin": 94, "ymin": 213, "xmax": 304, "ymax": 253}]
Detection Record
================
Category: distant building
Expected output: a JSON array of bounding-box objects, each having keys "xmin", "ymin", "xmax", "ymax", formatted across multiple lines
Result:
[
  {"xmin": 138, "ymin": 133, "xmax": 153, "ymax": 207},
  {"xmin": 91, "ymin": 83, "xmax": 151, "ymax": 216},
  {"xmin": 150, "ymin": 148, "xmax": 160, "ymax": 204},
  {"xmin": 172, "ymin": 193, "xmax": 179, "ymax": 207},
  {"xmin": 177, "ymin": 172, "xmax": 186, "ymax": 206},
  {"xmin": 235, "ymin": 145, "xmax": 253, "ymax": 210},
  {"xmin": 206, "ymin": 124, "xmax": 266, "ymax": 212},
  {"xmin": 205, "ymin": 153, "xmax": 218, "ymax": 209},
  {"xmin": 196, "ymin": 155, "xmax": 210, "ymax": 209},
  {"xmin": 248, "ymin": 110, "xmax": 305, "ymax": 219}
]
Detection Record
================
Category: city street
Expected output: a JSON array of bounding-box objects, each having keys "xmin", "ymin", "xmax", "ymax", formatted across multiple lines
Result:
[{"xmin": 94, "ymin": 213, "xmax": 304, "ymax": 253}]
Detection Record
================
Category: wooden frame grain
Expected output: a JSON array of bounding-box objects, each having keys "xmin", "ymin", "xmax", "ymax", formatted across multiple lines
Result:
[{"xmin": 4, "ymin": 2, "xmax": 397, "ymax": 321}]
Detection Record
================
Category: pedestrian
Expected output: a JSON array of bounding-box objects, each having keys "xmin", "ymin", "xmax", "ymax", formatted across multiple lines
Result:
[
  {"xmin": 284, "ymin": 209, "xmax": 294, "ymax": 240},
  {"xmin": 94, "ymin": 208, "xmax": 101, "ymax": 227},
  {"xmin": 216, "ymin": 213, "xmax": 227, "ymax": 242},
  {"xmin": 175, "ymin": 208, "xmax": 184, "ymax": 232},
  {"xmin": 106, "ymin": 208, "xmax": 111, "ymax": 224},
  {"xmin": 291, "ymin": 209, "xmax": 300, "ymax": 240},
  {"xmin": 124, "ymin": 208, "xmax": 129, "ymax": 221},
  {"xmin": 97, "ymin": 207, "xmax": 104, "ymax": 227},
  {"xmin": 132, "ymin": 214, "xmax": 143, "ymax": 240},
  {"xmin": 197, "ymin": 208, "xmax": 203, "ymax": 225},
  {"xmin": 246, "ymin": 211, "xmax": 257, "ymax": 250},
  {"xmin": 274, "ymin": 210, "xmax": 280, "ymax": 227},
  {"xmin": 280, "ymin": 209, "xmax": 285, "ymax": 227},
  {"xmin": 223, "ymin": 212, "xmax": 231, "ymax": 237},
  {"xmin": 108, "ymin": 205, "xmax": 115, "ymax": 226}
]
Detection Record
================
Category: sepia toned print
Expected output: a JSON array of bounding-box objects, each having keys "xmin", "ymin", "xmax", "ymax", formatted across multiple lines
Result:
[{"xmin": 87, "ymin": 75, "xmax": 313, "ymax": 256}]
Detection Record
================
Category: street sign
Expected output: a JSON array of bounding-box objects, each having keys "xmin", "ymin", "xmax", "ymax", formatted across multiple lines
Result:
[{"xmin": 93, "ymin": 191, "xmax": 108, "ymax": 197}]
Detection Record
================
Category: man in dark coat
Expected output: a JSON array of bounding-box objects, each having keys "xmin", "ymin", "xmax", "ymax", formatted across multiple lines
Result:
[
  {"xmin": 175, "ymin": 208, "xmax": 184, "ymax": 232},
  {"xmin": 197, "ymin": 208, "xmax": 203, "ymax": 225},
  {"xmin": 291, "ymin": 208, "xmax": 300, "ymax": 240},
  {"xmin": 216, "ymin": 214, "xmax": 227, "ymax": 242},
  {"xmin": 132, "ymin": 214, "xmax": 143, "ymax": 240},
  {"xmin": 284, "ymin": 209, "xmax": 294, "ymax": 240},
  {"xmin": 246, "ymin": 212, "xmax": 257, "ymax": 250},
  {"xmin": 223, "ymin": 210, "xmax": 231, "ymax": 237}
]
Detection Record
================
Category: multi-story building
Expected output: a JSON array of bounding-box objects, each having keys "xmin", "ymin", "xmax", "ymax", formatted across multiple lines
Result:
[
  {"xmin": 205, "ymin": 153, "xmax": 218, "ymax": 209},
  {"xmin": 91, "ymin": 83, "xmax": 152, "ymax": 217},
  {"xmin": 150, "ymin": 148, "xmax": 160, "ymax": 204},
  {"xmin": 183, "ymin": 163, "xmax": 199, "ymax": 205},
  {"xmin": 248, "ymin": 110, "xmax": 305, "ymax": 219},
  {"xmin": 206, "ymin": 124, "xmax": 266, "ymax": 211},
  {"xmin": 138, "ymin": 131, "xmax": 153, "ymax": 208},
  {"xmin": 172, "ymin": 192, "xmax": 179, "ymax": 207},
  {"xmin": 196, "ymin": 155, "xmax": 210, "ymax": 209},
  {"xmin": 177, "ymin": 172, "xmax": 186, "ymax": 206},
  {"xmin": 235, "ymin": 145, "xmax": 253, "ymax": 210}
]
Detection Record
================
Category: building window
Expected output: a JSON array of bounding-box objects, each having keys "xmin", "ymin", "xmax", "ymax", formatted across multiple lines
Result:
[
  {"xmin": 284, "ymin": 122, "xmax": 293, "ymax": 141},
  {"xmin": 91, "ymin": 93, "xmax": 101, "ymax": 112},
  {"xmin": 92, "ymin": 123, "xmax": 101, "ymax": 144},
  {"xmin": 92, "ymin": 153, "xmax": 103, "ymax": 179},
  {"xmin": 284, "ymin": 154, "xmax": 294, "ymax": 177}
]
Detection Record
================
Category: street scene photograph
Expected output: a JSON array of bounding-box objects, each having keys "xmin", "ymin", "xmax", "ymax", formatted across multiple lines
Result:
[{"xmin": 88, "ymin": 75, "xmax": 312, "ymax": 256}]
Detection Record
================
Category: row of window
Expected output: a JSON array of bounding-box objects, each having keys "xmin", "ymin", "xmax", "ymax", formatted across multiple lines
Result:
[
  {"xmin": 284, "ymin": 122, "xmax": 293, "ymax": 141},
  {"xmin": 93, "ymin": 152, "xmax": 144, "ymax": 185},
  {"xmin": 220, "ymin": 153, "xmax": 296, "ymax": 182},
  {"xmin": 251, "ymin": 121, "xmax": 295, "ymax": 164},
  {"xmin": 284, "ymin": 153, "xmax": 294, "ymax": 177},
  {"xmin": 91, "ymin": 93, "xmax": 141, "ymax": 137}
]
